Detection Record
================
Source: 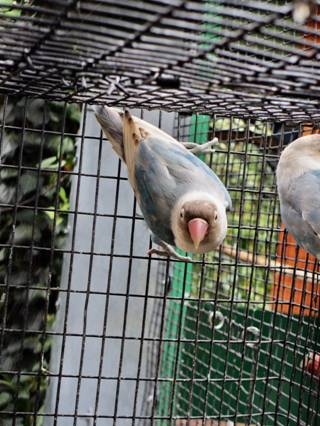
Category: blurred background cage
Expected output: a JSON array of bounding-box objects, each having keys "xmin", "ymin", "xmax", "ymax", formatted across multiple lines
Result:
[{"xmin": 0, "ymin": 0, "xmax": 320, "ymax": 425}]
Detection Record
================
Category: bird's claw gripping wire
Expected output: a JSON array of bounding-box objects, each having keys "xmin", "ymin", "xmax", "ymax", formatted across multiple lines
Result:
[
  {"xmin": 182, "ymin": 137, "xmax": 219, "ymax": 154},
  {"xmin": 148, "ymin": 241, "xmax": 193, "ymax": 262}
]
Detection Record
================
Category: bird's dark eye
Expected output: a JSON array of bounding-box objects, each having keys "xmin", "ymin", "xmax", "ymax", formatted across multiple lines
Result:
[
  {"xmin": 180, "ymin": 209, "xmax": 184, "ymax": 218},
  {"xmin": 214, "ymin": 213, "xmax": 218, "ymax": 221}
]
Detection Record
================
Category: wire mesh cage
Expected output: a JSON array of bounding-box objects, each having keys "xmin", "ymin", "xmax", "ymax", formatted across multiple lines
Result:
[{"xmin": 0, "ymin": 1, "xmax": 320, "ymax": 425}]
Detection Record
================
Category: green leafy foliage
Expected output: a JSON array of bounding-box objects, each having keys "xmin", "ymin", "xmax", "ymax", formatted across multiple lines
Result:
[
  {"xmin": 0, "ymin": 96, "xmax": 80, "ymax": 424},
  {"xmin": 190, "ymin": 118, "xmax": 280, "ymax": 305},
  {"xmin": 0, "ymin": 0, "xmax": 23, "ymax": 17}
]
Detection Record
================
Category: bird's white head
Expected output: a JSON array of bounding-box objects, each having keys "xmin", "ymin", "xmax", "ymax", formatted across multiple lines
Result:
[
  {"xmin": 171, "ymin": 192, "xmax": 228, "ymax": 254},
  {"xmin": 277, "ymin": 134, "xmax": 320, "ymax": 182}
]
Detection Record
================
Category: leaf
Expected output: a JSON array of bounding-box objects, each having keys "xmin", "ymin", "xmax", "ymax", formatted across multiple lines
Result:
[
  {"xmin": 0, "ymin": 167, "xmax": 18, "ymax": 181},
  {"xmin": 0, "ymin": 379, "xmax": 16, "ymax": 392},
  {"xmin": 42, "ymin": 337, "xmax": 52, "ymax": 353},
  {"xmin": 47, "ymin": 136, "xmax": 75, "ymax": 156},
  {"xmin": 36, "ymin": 407, "xmax": 45, "ymax": 426},
  {"xmin": 39, "ymin": 156, "xmax": 66, "ymax": 170},
  {"xmin": 48, "ymin": 110, "xmax": 61, "ymax": 123},
  {"xmin": 35, "ymin": 212, "xmax": 52, "ymax": 231},
  {"xmin": 59, "ymin": 187, "xmax": 70, "ymax": 211},
  {"xmin": 0, "ymin": 248, "xmax": 7, "ymax": 262},
  {"xmin": 19, "ymin": 172, "xmax": 40, "ymax": 198},
  {"xmin": 0, "ymin": 183, "xmax": 16, "ymax": 204},
  {"xmin": 46, "ymin": 136, "xmax": 61, "ymax": 155},
  {"xmin": 59, "ymin": 187, "xmax": 68, "ymax": 204},
  {"xmin": 43, "ymin": 208, "xmax": 55, "ymax": 222},
  {"xmin": 0, "ymin": 0, "xmax": 22, "ymax": 17},
  {"xmin": 66, "ymin": 103, "xmax": 81, "ymax": 123},
  {"xmin": 61, "ymin": 137, "xmax": 75, "ymax": 155},
  {"xmin": 249, "ymin": 120, "xmax": 273, "ymax": 136},
  {"xmin": 13, "ymin": 224, "xmax": 41, "ymax": 244},
  {"xmin": 16, "ymin": 390, "xmax": 29, "ymax": 400},
  {"xmin": 0, "ymin": 392, "xmax": 11, "ymax": 408},
  {"xmin": 211, "ymin": 117, "xmax": 246, "ymax": 132},
  {"xmin": 0, "ymin": 132, "xmax": 18, "ymax": 159},
  {"xmin": 39, "ymin": 156, "xmax": 58, "ymax": 169}
]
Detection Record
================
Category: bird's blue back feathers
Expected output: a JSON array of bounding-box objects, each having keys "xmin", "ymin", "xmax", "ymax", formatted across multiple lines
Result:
[
  {"xmin": 280, "ymin": 169, "xmax": 320, "ymax": 257},
  {"xmin": 135, "ymin": 135, "xmax": 231, "ymax": 245}
]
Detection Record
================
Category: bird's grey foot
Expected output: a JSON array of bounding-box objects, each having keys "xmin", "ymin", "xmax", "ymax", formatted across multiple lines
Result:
[
  {"xmin": 148, "ymin": 241, "xmax": 193, "ymax": 262},
  {"xmin": 182, "ymin": 138, "xmax": 218, "ymax": 154}
]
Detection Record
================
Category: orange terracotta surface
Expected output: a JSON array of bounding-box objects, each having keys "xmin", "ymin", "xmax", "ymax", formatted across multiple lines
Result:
[
  {"xmin": 272, "ymin": 226, "xmax": 319, "ymax": 316},
  {"xmin": 303, "ymin": 6, "xmax": 320, "ymax": 45},
  {"xmin": 271, "ymin": 118, "xmax": 320, "ymax": 315}
]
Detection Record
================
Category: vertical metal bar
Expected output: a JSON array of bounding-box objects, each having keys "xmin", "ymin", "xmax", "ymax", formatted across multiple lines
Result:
[
  {"xmin": 53, "ymin": 103, "xmax": 87, "ymax": 426},
  {"xmin": 112, "ymin": 202, "xmax": 139, "ymax": 424},
  {"xmin": 90, "ymin": 136, "xmax": 123, "ymax": 425},
  {"xmin": 0, "ymin": 95, "xmax": 10, "ymax": 355},
  {"xmin": 131, "ymin": 239, "xmax": 153, "ymax": 425},
  {"xmin": 149, "ymin": 259, "xmax": 170, "ymax": 424},
  {"xmin": 28, "ymin": 100, "xmax": 50, "ymax": 426},
  {"xmin": 131, "ymin": 109, "xmax": 157, "ymax": 425},
  {"xmin": 217, "ymin": 116, "xmax": 250, "ymax": 421},
  {"xmin": 72, "ymin": 109, "xmax": 104, "ymax": 425},
  {"xmin": 7, "ymin": 97, "xmax": 29, "ymax": 426}
]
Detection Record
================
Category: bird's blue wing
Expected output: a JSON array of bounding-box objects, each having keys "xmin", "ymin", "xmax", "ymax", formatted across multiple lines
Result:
[
  {"xmin": 282, "ymin": 170, "xmax": 320, "ymax": 256},
  {"xmin": 134, "ymin": 138, "xmax": 179, "ymax": 245},
  {"xmin": 134, "ymin": 135, "xmax": 231, "ymax": 244},
  {"xmin": 290, "ymin": 171, "xmax": 320, "ymax": 233}
]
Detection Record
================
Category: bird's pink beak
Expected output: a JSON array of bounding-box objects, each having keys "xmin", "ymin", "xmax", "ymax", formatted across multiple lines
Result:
[{"xmin": 188, "ymin": 218, "xmax": 209, "ymax": 250}]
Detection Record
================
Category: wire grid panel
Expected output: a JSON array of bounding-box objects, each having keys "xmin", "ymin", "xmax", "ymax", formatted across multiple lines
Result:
[
  {"xmin": 142, "ymin": 114, "xmax": 320, "ymax": 425},
  {"xmin": 0, "ymin": 96, "xmax": 320, "ymax": 426},
  {"xmin": 0, "ymin": 98, "xmax": 175, "ymax": 425},
  {"xmin": 0, "ymin": 0, "xmax": 320, "ymax": 121},
  {"xmin": 45, "ymin": 106, "xmax": 162, "ymax": 426}
]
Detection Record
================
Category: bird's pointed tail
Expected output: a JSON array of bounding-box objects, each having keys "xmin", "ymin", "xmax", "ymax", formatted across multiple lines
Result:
[{"xmin": 94, "ymin": 105, "xmax": 125, "ymax": 160}]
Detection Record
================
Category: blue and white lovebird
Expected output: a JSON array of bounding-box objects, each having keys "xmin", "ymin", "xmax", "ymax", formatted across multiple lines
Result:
[
  {"xmin": 276, "ymin": 134, "xmax": 320, "ymax": 258},
  {"xmin": 94, "ymin": 106, "xmax": 232, "ymax": 261}
]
